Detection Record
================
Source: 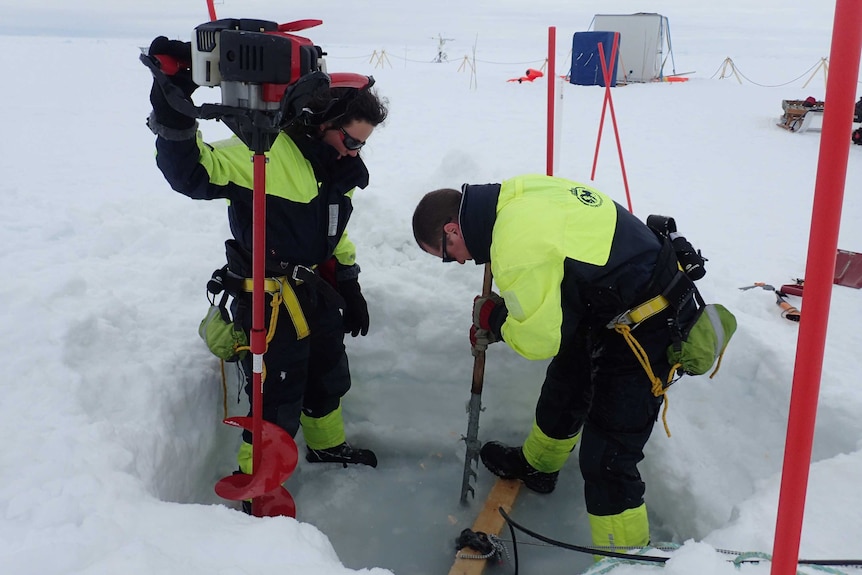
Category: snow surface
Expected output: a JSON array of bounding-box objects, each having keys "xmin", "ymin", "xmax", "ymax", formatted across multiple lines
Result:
[{"xmin": 1, "ymin": 1, "xmax": 861, "ymax": 574}]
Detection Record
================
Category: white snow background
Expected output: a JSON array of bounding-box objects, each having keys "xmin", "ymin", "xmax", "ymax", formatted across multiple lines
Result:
[{"xmin": 1, "ymin": 1, "xmax": 861, "ymax": 574}]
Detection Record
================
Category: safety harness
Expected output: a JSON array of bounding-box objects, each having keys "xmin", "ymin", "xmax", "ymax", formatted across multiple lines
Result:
[
  {"xmin": 607, "ymin": 239, "xmax": 703, "ymax": 437},
  {"xmin": 205, "ymin": 262, "xmax": 346, "ymax": 412},
  {"xmin": 209, "ymin": 265, "xmax": 313, "ymax": 343}
]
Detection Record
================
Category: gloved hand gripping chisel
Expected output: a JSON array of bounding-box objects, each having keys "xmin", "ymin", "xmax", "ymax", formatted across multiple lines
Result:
[{"xmin": 459, "ymin": 264, "xmax": 493, "ymax": 503}]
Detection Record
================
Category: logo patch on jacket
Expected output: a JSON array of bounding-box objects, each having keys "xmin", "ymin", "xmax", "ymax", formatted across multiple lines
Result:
[{"xmin": 570, "ymin": 187, "xmax": 603, "ymax": 207}]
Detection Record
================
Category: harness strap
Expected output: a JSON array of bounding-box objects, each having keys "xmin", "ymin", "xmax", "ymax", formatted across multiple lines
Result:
[
  {"xmin": 276, "ymin": 279, "xmax": 310, "ymax": 339},
  {"xmin": 607, "ymin": 294, "xmax": 670, "ymax": 328},
  {"xmin": 238, "ymin": 276, "xmax": 311, "ymax": 340},
  {"xmin": 212, "ymin": 264, "xmax": 345, "ymax": 343},
  {"xmin": 241, "ymin": 277, "xmax": 295, "ymax": 292}
]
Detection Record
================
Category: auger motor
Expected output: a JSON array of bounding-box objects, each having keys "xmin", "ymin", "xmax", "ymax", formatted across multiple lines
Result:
[{"xmin": 191, "ymin": 18, "xmax": 327, "ymax": 111}]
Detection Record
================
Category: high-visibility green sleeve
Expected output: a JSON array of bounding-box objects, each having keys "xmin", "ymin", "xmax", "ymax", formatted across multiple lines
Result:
[
  {"xmin": 492, "ymin": 175, "xmax": 617, "ymax": 360},
  {"xmin": 332, "ymin": 231, "xmax": 357, "ymax": 268}
]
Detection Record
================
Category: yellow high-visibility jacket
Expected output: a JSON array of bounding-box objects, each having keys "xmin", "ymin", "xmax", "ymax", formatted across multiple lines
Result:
[
  {"xmin": 461, "ymin": 174, "xmax": 663, "ymax": 360},
  {"xmin": 155, "ymin": 129, "xmax": 367, "ymax": 278}
]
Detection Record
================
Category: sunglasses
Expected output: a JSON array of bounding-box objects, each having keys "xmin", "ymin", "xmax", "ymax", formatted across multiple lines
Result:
[
  {"xmin": 339, "ymin": 127, "xmax": 366, "ymax": 151},
  {"xmin": 441, "ymin": 220, "xmax": 455, "ymax": 263}
]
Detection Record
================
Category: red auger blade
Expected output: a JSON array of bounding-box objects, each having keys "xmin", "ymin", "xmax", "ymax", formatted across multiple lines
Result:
[
  {"xmin": 250, "ymin": 487, "xmax": 296, "ymax": 518},
  {"xmin": 214, "ymin": 416, "xmax": 298, "ymax": 516}
]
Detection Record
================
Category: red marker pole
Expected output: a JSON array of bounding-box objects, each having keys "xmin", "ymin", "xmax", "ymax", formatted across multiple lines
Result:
[
  {"xmin": 770, "ymin": 1, "xmax": 862, "ymax": 574},
  {"xmin": 546, "ymin": 26, "xmax": 556, "ymax": 177},
  {"xmin": 590, "ymin": 34, "xmax": 618, "ymax": 181},
  {"xmin": 597, "ymin": 40, "xmax": 633, "ymax": 214}
]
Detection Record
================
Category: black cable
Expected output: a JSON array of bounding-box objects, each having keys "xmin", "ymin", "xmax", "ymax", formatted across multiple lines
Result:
[
  {"xmin": 498, "ymin": 507, "xmax": 668, "ymax": 564},
  {"xmin": 799, "ymin": 559, "xmax": 862, "ymax": 567},
  {"xmin": 499, "ymin": 507, "xmax": 862, "ymax": 569},
  {"xmin": 505, "ymin": 515, "xmax": 519, "ymax": 575}
]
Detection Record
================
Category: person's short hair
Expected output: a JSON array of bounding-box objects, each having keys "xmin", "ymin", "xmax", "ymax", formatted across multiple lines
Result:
[{"xmin": 412, "ymin": 188, "xmax": 462, "ymax": 249}]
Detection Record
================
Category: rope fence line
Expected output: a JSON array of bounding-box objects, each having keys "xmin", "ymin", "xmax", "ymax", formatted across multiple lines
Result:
[
  {"xmin": 374, "ymin": 51, "xmax": 545, "ymax": 66},
  {"xmin": 709, "ymin": 56, "xmax": 836, "ymax": 89},
  {"xmin": 328, "ymin": 51, "xmax": 862, "ymax": 87}
]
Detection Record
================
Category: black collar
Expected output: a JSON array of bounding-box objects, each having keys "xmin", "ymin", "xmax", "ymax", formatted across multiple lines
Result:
[
  {"xmin": 290, "ymin": 133, "xmax": 370, "ymax": 191},
  {"xmin": 459, "ymin": 183, "xmax": 500, "ymax": 265}
]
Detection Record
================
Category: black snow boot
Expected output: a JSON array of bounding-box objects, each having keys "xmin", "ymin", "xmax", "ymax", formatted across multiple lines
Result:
[
  {"xmin": 480, "ymin": 441, "xmax": 558, "ymax": 494},
  {"xmin": 306, "ymin": 442, "xmax": 378, "ymax": 468}
]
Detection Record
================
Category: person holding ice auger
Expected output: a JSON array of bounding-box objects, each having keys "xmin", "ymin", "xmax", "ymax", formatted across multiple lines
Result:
[
  {"xmin": 412, "ymin": 175, "xmax": 704, "ymax": 549},
  {"xmin": 145, "ymin": 36, "xmax": 388, "ymax": 505}
]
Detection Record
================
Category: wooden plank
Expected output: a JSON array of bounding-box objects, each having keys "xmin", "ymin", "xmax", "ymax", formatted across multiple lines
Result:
[{"xmin": 448, "ymin": 479, "xmax": 522, "ymax": 575}]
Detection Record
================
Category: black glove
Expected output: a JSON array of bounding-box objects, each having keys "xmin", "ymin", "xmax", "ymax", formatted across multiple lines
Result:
[
  {"xmin": 147, "ymin": 36, "xmax": 198, "ymax": 131},
  {"xmin": 338, "ymin": 279, "xmax": 369, "ymax": 337}
]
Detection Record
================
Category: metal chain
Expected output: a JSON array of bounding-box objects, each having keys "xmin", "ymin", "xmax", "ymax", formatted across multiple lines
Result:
[
  {"xmin": 489, "ymin": 535, "xmax": 510, "ymax": 563},
  {"xmin": 456, "ymin": 534, "xmax": 509, "ymax": 562}
]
